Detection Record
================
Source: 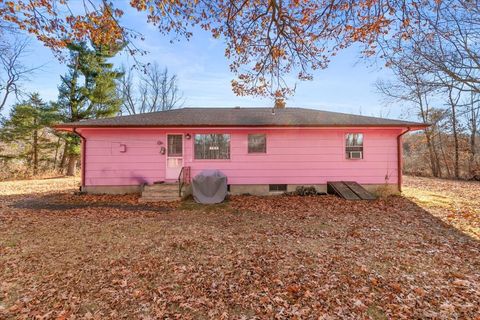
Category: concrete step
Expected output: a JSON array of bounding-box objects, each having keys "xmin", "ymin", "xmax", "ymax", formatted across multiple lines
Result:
[
  {"xmin": 140, "ymin": 183, "xmax": 182, "ymax": 202},
  {"xmin": 138, "ymin": 194, "xmax": 181, "ymax": 202},
  {"xmin": 142, "ymin": 192, "xmax": 179, "ymax": 198},
  {"xmin": 144, "ymin": 185, "xmax": 178, "ymax": 191},
  {"xmin": 139, "ymin": 197, "xmax": 180, "ymax": 203}
]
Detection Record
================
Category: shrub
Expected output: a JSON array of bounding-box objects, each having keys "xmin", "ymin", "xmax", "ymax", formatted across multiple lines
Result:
[{"xmin": 291, "ymin": 186, "xmax": 318, "ymax": 196}]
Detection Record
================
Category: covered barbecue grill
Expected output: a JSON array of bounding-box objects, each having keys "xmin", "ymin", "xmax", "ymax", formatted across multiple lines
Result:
[{"xmin": 192, "ymin": 170, "xmax": 228, "ymax": 204}]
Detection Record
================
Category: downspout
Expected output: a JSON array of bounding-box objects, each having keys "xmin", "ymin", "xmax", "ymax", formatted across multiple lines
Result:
[
  {"xmin": 397, "ymin": 127, "xmax": 411, "ymax": 192},
  {"xmin": 73, "ymin": 128, "xmax": 86, "ymax": 191}
]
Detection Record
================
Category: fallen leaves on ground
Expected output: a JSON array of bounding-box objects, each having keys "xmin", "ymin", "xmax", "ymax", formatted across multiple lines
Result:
[
  {"xmin": 403, "ymin": 176, "xmax": 480, "ymax": 239},
  {"xmin": 0, "ymin": 177, "xmax": 80, "ymax": 196},
  {"xmin": 0, "ymin": 177, "xmax": 479, "ymax": 319}
]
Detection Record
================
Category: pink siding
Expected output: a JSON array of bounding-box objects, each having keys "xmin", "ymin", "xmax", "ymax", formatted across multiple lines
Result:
[{"xmin": 80, "ymin": 127, "xmax": 403, "ymax": 186}]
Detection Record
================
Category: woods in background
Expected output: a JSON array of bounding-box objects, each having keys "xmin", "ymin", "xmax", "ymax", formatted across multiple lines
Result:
[
  {"xmin": 0, "ymin": 94, "xmax": 59, "ymax": 176},
  {"xmin": 0, "ymin": 39, "xmax": 182, "ymax": 180},
  {"xmin": 1, "ymin": 1, "xmax": 479, "ymax": 181},
  {"xmin": 377, "ymin": 1, "xmax": 480, "ymax": 180}
]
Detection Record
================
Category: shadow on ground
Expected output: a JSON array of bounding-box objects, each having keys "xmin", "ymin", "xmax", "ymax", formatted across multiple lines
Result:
[
  {"xmin": 7, "ymin": 193, "xmax": 173, "ymax": 213},
  {"xmin": 1, "ymin": 189, "xmax": 479, "ymax": 319}
]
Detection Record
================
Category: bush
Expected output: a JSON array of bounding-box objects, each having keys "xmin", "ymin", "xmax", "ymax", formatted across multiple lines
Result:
[{"xmin": 291, "ymin": 186, "xmax": 318, "ymax": 196}]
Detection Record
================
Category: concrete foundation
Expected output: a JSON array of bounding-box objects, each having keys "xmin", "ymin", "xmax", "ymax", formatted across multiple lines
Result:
[
  {"xmin": 230, "ymin": 183, "xmax": 399, "ymax": 196},
  {"xmin": 82, "ymin": 183, "xmax": 400, "ymax": 197}
]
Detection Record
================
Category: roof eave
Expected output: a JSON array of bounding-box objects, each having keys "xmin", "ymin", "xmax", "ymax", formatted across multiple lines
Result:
[{"xmin": 52, "ymin": 123, "xmax": 429, "ymax": 130}]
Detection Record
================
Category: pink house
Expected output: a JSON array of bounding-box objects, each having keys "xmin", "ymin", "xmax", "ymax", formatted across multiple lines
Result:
[{"xmin": 54, "ymin": 107, "xmax": 426, "ymax": 196}]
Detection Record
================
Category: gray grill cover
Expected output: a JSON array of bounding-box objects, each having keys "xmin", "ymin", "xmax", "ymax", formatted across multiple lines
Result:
[{"xmin": 192, "ymin": 170, "xmax": 228, "ymax": 204}]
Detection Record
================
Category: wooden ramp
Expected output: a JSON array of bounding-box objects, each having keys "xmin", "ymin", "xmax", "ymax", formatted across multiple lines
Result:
[{"xmin": 327, "ymin": 181, "xmax": 376, "ymax": 200}]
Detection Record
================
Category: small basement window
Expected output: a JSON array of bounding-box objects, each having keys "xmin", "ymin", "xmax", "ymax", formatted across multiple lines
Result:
[
  {"xmin": 345, "ymin": 133, "xmax": 364, "ymax": 159},
  {"xmin": 248, "ymin": 134, "xmax": 266, "ymax": 153},
  {"xmin": 269, "ymin": 184, "xmax": 287, "ymax": 192}
]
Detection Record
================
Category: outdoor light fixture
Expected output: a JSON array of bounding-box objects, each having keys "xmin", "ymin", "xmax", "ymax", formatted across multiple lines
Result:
[{"xmin": 185, "ymin": 133, "xmax": 191, "ymax": 139}]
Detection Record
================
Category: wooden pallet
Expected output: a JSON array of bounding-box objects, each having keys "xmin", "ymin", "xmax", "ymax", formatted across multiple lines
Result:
[{"xmin": 327, "ymin": 181, "xmax": 376, "ymax": 200}]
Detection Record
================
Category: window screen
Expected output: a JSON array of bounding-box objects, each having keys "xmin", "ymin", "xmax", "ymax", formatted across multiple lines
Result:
[
  {"xmin": 194, "ymin": 134, "xmax": 231, "ymax": 159},
  {"xmin": 345, "ymin": 133, "xmax": 364, "ymax": 159},
  {"xmin": 248, "ymin": 134, "xmax": 266, "ymax": 153}
]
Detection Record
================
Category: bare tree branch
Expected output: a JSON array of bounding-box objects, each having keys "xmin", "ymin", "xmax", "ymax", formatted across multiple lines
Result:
[
  {"xmin": 118, "ymin": 62, "xmax": 184, "ymax": 115},
  {"xmin": 0, "ymin": 36, "xmax": 41, "ymax": 112}
]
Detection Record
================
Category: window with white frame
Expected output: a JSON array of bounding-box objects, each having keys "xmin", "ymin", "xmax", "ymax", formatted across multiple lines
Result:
[
  {"xmin": 248, "ymin": 134, "xmax": 266, "ymax": 153},
  {"xmin": 194, "ymin": 134, "xmax": 231, "ymax": 159},
  {"xmin": 345, "ymin": 133, "xmax": 364, "ymax": 159}
]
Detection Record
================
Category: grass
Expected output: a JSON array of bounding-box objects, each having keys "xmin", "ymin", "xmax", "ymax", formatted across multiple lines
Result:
[
  {"xmin": 403, "ymin": 176, "xmax": 480, "ymax": 239},
  {"xmin": 0, "ymin": 176, "xmax": 479, "ymax": 319}
]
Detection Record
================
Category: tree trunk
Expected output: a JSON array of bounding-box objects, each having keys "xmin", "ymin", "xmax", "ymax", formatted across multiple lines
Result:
[
  {"xmin": 452, "ymin": 107, "xmax": 460, "ymax": 179},
  {"xmin": 424, "ymin": 130, "xmax": 441, "ymax": 177},
  {"xmin": 33, "ymin": 129, "xmax": 38, "ymax": 176},
  {"xmin": 448, "ymin": 87, "xmax": 461, "ymax": 179},
  {"xmin": 66, "ymin": 156, "xmax": 78, "ymax": 176},
  {"xmin": 53, "ymin": 137, "xmax": 61, "ymax": 169},
  {"xmin": 59, "ymin": 142, "xmax": 68, "ymax": 172},
  {"xmin": 468, "ymin": 103, "xmax": 477, "ymax": 177},
  {"xmin": 438, "ymin": 132, "xmax": 452, "ymax": 178},
  {"xmin": 470, "ymin": 126, "xmax": 477, "ymax": 176}
]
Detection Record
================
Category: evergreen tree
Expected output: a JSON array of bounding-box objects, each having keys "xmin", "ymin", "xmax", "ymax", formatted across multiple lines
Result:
[
  {"xmin": 57, "ymin": 42, "xmax": 123, "ymax": 175},
  {"xmin": 0, "ymin": 93, "xmax": 58, "ymax": 175}
]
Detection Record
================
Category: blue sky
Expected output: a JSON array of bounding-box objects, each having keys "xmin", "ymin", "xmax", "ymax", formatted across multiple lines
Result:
[{"xmin": 4, "ymin": 3, "xmax": 403, "ymax": 119}]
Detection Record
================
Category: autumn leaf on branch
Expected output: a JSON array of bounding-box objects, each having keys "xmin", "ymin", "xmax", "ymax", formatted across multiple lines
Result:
[{"xmin": 1, "ymin": 0, "xmax": 430, "ymax": 98}]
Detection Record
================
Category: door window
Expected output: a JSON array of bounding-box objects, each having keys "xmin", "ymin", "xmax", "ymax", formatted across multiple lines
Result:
[{"xmin": 168, "ymin": 135, "xmax": 183, "ymax": 157}]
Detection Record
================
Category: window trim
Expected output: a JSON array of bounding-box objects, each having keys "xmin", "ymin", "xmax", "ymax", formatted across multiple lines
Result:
[
  {"xmin": 345, "ymin": 132, "xmax": 364, "ymax": 160},
  {"xmin": 193, "ymin": 133, "xmax": 231, "ymax": 160},
  {"xmin": 248, "ymin": 133, "xmax": 267, "ymax": 154}
]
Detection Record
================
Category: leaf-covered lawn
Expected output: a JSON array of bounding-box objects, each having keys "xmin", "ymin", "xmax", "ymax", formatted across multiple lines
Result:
[
  {"xmin": 0, "ymin": 177, "xmax": 479, "ymax": 319},
  {"xmin": 403, "ymin": 176, "xmax": 480, "ymax": 240}
]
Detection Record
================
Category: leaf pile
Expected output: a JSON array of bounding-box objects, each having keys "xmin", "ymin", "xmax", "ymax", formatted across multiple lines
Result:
[{"xmin": 0, "ymin": 177, "xmax": 479, "ymax": 319}]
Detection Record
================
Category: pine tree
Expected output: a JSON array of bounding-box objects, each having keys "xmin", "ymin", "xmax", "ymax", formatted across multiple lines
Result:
[
  {"xmin": 0, "ymin": 93, "xmax": 58, "ymax": 175},
  {"xmin": 56, "ymin": 42, "xmax": 123, "ymax": 175}
]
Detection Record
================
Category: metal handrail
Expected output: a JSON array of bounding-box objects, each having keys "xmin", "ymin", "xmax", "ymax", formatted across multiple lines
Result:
[{"xmin": 178, "ymin": 166, "xmax": 191, "ymax": 197}]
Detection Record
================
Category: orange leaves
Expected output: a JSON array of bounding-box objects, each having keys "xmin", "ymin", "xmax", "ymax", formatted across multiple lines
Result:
[
  {"xmin": 1, "ymin": 176, "xmax": 480, "ymax": 318},
  {"xmin": 1, "ymin": 0, "xmax": 426, "ymax": 99},
  {"xmin": 271, "ymin": 46, "xmax": 286, "ymax": 61},
  {"xmin": 67, "ymin": 5, "xmax": 124, "ymax": 49},
  {"xmin": 130, "ymin": 0, "xmax": 148, "ymax": 11}
]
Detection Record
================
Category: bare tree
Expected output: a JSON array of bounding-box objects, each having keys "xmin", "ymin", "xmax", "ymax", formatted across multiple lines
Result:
[
  {"xmin": 118, "ymin": 63, "xmax": 183, "ymax": 115},
  {"xmin": 377, "ymin": 0, "xmax": 480, "ymax": 179},
  {"xmin": 445, "ymin": 84, "xmax": 464, "ymax": 178},
  {"xmin": 376, "ymin": 58, "xmax": 443, "ymax": 177},
  {"xmin": 463, "ymin": 92, "xmax": 480, "ymax": 177},
  {"xmin": 379, "ymin": 1, "xmax": 480, "ymax": 95},
  {"xmin": 0, "ymin": 36, "xmax": 39, "ymax": 112}
]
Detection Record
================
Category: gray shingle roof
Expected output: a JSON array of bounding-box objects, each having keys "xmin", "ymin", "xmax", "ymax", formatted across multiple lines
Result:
[{"xmin": 54, "ymin": 107, "xmax": 427, "ymax": 128}]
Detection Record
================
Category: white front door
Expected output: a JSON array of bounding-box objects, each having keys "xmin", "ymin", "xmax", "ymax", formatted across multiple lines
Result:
[{"xmin": 166, "ymin": 134, "xmax": 183, "ymax": 180}]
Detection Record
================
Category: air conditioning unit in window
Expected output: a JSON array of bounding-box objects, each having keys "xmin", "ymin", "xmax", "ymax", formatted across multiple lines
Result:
[{"xmin": 349, "ymin": 151, "xmax": 363, "ymax": 159}]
